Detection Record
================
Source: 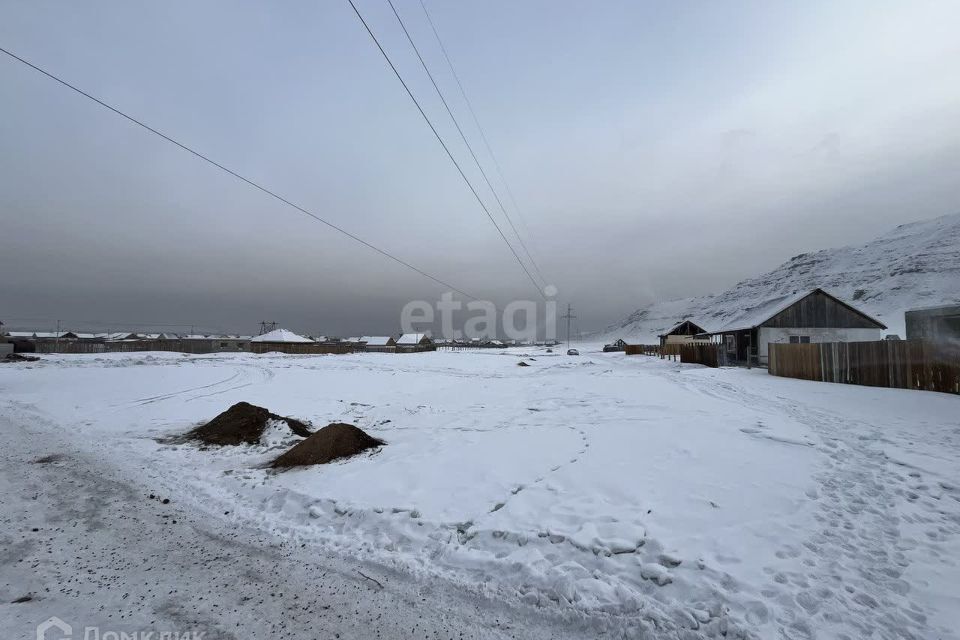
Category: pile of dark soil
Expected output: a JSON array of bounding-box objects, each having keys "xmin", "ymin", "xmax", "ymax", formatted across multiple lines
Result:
[
  {"xmin": 187, "ymin": 402, "xmax": 312, "ymax": 446},
  {"xmin": 270, "ymin": 423, "xmax": 385, "ymax": 468},
  {"xmin": 517, "ymin": 361, "xmax": 530, "ymax": 367},
  {"xmin": 2, "ymin": 353, "xmax": 40, "ymax": 363}
]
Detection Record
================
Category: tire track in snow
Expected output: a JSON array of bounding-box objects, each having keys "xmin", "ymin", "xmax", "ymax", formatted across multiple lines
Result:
[{"xmin": 125, "ymin": 369, "xmax": 245, "ymax": 406}]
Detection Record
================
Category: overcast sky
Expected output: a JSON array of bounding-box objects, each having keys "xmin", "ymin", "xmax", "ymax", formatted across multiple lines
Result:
[{"xmin": 2, "ymin": 0, "xmax": 959, "ymax": 337}]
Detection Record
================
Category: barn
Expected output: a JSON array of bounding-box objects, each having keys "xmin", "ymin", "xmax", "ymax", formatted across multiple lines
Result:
[
  {"xmin": 249, "ymin": 329, "xmax": 353, "ymax": 355},
  {"xmin": 603, "ymin": 338, "xmax": 627, "ymax": 352},
  {"xmin": 702, "ymin": 288, "xmax": 885, "ymax": 366},
  {"xmin": 658, "ymin": 320, "xmax": 709, "ymax": 346},
  {"xmin": 905, "ymin": 304, "xmax": 960, "ymax": 342},
  {"xmin": 360, "ymin": 336, "xmax": 397, "ymax": 353}
]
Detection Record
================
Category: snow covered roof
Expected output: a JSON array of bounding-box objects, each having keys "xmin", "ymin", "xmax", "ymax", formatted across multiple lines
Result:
[
  {"xmin": 15, "ymin": 331, "xmax": 76, "ymax": 339},
  {"xmin": 103, "ymin": 332, "xmax": 140, "ymax": 341},
  {"xmin": 658, "ymin": 320, "xmax": 707, "ymax": 338},
  {"xmin": 714, "ymin": 288, "xmax": 886, "ymax": 333},
  {"xmin": 715, "ymin": 291, "xmax": 814, "ymax": 333},
  {"xmin": 396, "ymin": 333, "xmax": 431, "ymax": 345},
  {"xmin": 250, "ymin": 328, "xmax": 314, "ymax": 343},
  {"xmin": 361, "ymin": 336, "xmax": 395, "ymax": 346}
]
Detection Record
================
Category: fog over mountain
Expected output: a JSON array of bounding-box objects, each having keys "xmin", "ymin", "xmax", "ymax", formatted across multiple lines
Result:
[{"xmin": 2, "ymin": 1, "xmax": 959, "ymax": 336}]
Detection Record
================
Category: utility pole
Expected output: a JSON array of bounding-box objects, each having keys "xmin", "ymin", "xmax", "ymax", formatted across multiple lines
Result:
[
  {"xmin": 560, "ymin": 304, "xmax": 576, "ymax": 350},
  {"xmin": 258, "ymin": 321, "xmax": 276, "ymax": 336},
  {"xmin": 54, "ymin": 319, "xmax": 61, "ymax": 354}
]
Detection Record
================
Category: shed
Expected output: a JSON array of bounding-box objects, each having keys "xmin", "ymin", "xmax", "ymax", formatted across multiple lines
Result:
[
  {"xmin": 603, "ymin": 338, "xmax": 627, "ymax": 352},
  {"xmin": 248, "ymin": 328, "xmax": 351, "ymax": 355},
  {"xmin": 396, "ymin": 333, "xmax": 435, "ymax": 353},
  {"xmin": 360, "ymin": 336, "xmax": 397, "ymax": 353},
  {"xmin": 905, "ymin": 304, "xmax": 960, "ymax": 342},
  {"xmin": 702, "ymin": 288, "xmax": 885, "ymax": 366}
]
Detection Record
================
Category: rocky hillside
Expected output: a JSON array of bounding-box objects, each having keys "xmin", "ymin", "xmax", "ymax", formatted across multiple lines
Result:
[{"xmin": 599, "ymin": 212, "xmax": 960, "ymax": 342}]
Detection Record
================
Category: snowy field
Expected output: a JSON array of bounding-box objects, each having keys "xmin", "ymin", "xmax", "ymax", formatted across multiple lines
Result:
[{"xmin": 2, "ymin": 347, "xmax": 959, "ymax": 639}]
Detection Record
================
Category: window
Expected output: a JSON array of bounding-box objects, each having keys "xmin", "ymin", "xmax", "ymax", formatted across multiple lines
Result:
[{"xmin": 789, "ymin": 335, "xmax": 811, "ymax": 344}]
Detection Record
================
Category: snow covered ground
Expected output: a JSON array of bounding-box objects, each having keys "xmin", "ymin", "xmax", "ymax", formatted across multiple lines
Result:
[{"xmin": 1, "ymin": 348, "xmax": 958, "ymax": 639}]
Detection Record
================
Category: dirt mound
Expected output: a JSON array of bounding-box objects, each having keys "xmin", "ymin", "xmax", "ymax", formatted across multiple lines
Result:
[
  {"xmin": 2, "ymin": 353, "xmax": 40, "ymax": 363},
  {"xmin": 517, "ymin": 361, "xmax": 530, "ymax": 367},
  {"xmin": 187, "ymin": 402, "xmax": 312, "ymax": 446},
  {"xmin": 271, "ymin": 423, "xmax": 385, "ymax": 468}
]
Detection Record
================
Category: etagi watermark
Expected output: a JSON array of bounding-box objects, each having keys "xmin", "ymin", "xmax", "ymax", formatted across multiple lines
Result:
[
  {"xmin": 400, "ymin": 286, "xmax": 559, "ymax": 342},
  {"xmin": 37, "ymin": 617, "xmax": 205, "ymax": 640}
]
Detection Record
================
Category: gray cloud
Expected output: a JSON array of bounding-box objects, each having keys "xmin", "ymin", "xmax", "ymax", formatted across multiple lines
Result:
[{"xmin": 2, "ymin": 0, "xmax": 959, "ymax": 336}]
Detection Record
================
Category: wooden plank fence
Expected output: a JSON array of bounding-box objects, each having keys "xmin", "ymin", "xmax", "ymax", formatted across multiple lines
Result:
[
  {"xmin": 34, "ymin": 340, "xmax": 357, "ymax": 355},
  {"xmin": 769, "ymin": 340, "xmax": 960, "ymax": 395},
  {"xmin": 680, "ymin": 343, "xmax": 722, "ymax": 368},
  {"xmin": 624, "ymin": 344, "xmax": 662, "ymax": 356}
]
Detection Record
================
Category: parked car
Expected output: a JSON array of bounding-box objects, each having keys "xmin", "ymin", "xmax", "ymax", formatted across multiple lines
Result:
[{"xmin": 567, "ymin": 348, "xmax": 579, "ymax": 356}]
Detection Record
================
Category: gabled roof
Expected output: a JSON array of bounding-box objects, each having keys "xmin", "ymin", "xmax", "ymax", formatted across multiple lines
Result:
[
  {"xmin": 715, "ymin": 288, "xmax": 886, "ymax": 332},
  {"xmin": 103, "ymin": 332, "xmax": 140, "ymax": 341},
  {"xmin": 250, "ymin": 328, "xmax": 314, "ymax": 343},
  {"xmin": 28, "ymin": 331, "xmax": 77, "ymax": 339},
  {"xmin": 397, "ymin": 333, "xmax": 431, "ymax": 345},
  {"xmin": 658, "ymin": 320, "xmax": 707, "ymax": 338},
  {"xmin": 905, "ymin": 303, "xmax": 960, "ymax": 315},
  {"xmin": 361, "ymin": 336, "xmax": 395, "ymax": 346}
]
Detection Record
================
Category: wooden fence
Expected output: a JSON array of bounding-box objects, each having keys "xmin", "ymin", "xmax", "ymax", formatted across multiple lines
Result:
[
  {"xmin": 248, "ymin": 342, "xmax": 355, "ymax": 355},
  {"xmin": 625, "ymin": 344, "xmax": 663, "ymax": 356},
  {"xmin": 625, "ymin": 343, "xmax": 700, "ymax": 360},
  {"xmin": 680, "ymin": 343, "xmax": 722, "ymax": 368},
  {"xmin": 769, "ymin": 340, "xmax": 960, "ymax": 395},
  {"xmin": 33, "ymin": 340, "xmax": 356, "ymax": 355}
]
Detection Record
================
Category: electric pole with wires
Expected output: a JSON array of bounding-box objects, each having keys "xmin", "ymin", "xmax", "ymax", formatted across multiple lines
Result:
[
  {"xmin": 258, "ymin": 321, "xmax": 277, "ymax": 336},
  {"xmin": 560, "ymin": 304, "xmax": 576, "ymax": 350}
]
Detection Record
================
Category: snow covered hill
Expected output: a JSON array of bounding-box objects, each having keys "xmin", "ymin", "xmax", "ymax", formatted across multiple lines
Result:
[{"xmin": 598, "ymin": 212, "xmax": 960, "ymax": 342}]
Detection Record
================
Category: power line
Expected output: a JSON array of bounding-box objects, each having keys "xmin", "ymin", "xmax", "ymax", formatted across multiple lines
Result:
[
  {"xmin": 346, "ymin": 0, "xmax": 545, "ymax": 300},
  {"xmin": 385, "ymin": 0, "xmax": 547, "ymax": 289},
  {"xmin": 0, "ymin": 45, "xmax": 478, "ymax": 301},
  {"xmin": 417, "ymin": 0, "xmax": 547, "ymax": 285}
]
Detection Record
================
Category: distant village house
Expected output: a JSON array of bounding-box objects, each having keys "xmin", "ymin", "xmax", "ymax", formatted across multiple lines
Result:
[
  {"xmin": 360, "ymin": 336, "xmax": 397, "ymax": 353},
  {"xmin": 603, "ymin": 338, "xmax": 627, "ymax": 352},
  {"xmin": 658, "ymin": 320, "xmax": 709, "ymax": 347},
  {"xmin": 396, "ymin": 333, "xmax": 435, "ymax": 353}
]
